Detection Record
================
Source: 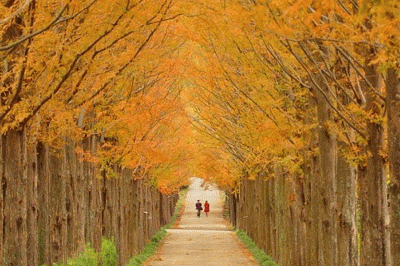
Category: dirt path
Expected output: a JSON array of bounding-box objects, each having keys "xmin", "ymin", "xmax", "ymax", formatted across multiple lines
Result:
[{"xmin": 144, "ymin": 178, "xmax": 259, "ymax": 266}]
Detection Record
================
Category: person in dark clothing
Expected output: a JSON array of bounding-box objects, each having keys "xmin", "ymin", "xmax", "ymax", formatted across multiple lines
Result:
[{"xmin": 195, "ymin": 200, "xmax": 202, "ymax": 217}]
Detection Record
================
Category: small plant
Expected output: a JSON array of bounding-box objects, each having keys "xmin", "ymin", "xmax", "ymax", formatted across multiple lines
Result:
[
  {"xmin": 52, "ymin": 243, "xmax": 98, "ymax": 266},
  {"xmin": 69, "ymin": 243, "xmax": 98, "ymax": 266},
  {"xmin": 102, "ymin": 237, "xmax": 118, "ymax": 266}
]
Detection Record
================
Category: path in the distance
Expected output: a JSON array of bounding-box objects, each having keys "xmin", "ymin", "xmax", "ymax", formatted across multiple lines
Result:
[{"xmin": 144, "ymin": 177, "xmax": 259, "ymax": 266}]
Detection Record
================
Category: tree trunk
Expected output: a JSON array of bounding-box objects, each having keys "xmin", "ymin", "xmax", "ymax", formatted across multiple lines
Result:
[
  {"xmin": 92, "ymin": 174, "xmax": 102, "ymax": 253},
  {"xmin": 315, "ymin": 77, "xmax": 338, "ymax": 266},
  {"xmin": 27, "ymin": 142, "xmax": 38, "ymax": 265},
  {"xmin": 269, "ymin": 177, "xmax": 277, "ymax": 259},
  {"xmin": 293, "ymin": 173, "xmax": 306, "ymax": 266},
  {"xmin": 118, "ymin": 167, "xmax": 128, "ymax": 264},
  {"xmin": 337, "ymin": 144, "xmax": 358, "ymax": 266},
  {"xmin": 303, "ymin": 149, "xmax": 321, "ymax": 266},
  {"xmin": 49, "ymin": 149, "xmax": 67, "ymax": 263},
  {"xmin": 263, "ymin": 180, "xmax": 272, "ymax": 255},
  {"xmin": 133, "ymin": 178, "xmax": 142, "ymax": 252},
  {"xmin": 257, "ymin": 177, "xmax": 267, "ymax": 252},
  {"xmin": 359, "ymin": 60, "xmax": 389, "ymax": 266},
  {"xmin": 274, "ymin": 165, "xmax": 285, "ymax": 264},
  {"xmin": 0, "ymin": 135, "xmax": 4, "ymax": 264},
  {"xmin": 302, "ymin": 74, "xmax": 321, "ymax": 266},
  {"xmin": 37, "ymin": 142, "xmax": 50, "ymax": 265},
  {"xmin": 386, "ymin": 68, "xmax": 400, "ymax": 263},
  {"xmin": 65, "ymin": 139, "xmax": 79, "ymax": 256},
  {"xmin": 3, "ymin": 130, "xmax": 28, "ymax": 265}
]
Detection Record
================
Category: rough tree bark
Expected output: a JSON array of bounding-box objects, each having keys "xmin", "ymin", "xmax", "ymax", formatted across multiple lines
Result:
[
  {"xmin": 65, "ymin": 139, "xmax": 79, "ymax": 256},
  {"xmin": 49, "ymin": 147, "xmax": 68, "ymax": 263},
  {"xmin": 293, "ymin": 173, "xmax": 306, "ymax": 266},
  {"xmin": 359, "ymin": 57, "xmax": 390, "ymax": 266},
  {"xmin": 3, "ymin": 130, "xmax": 28, "ymax": 265},
  {"xmin": 27, "ymin": 141, "xmax": 38, "ymax": 265},
  {"xmin": 0, "ymin": 135, "xmax": 3, "ymax": 264},
  {"xmin": 386, "ymin": 68, "xmax": 400, "ymax": 264},
  {"xmin": 302, "ymin": 97, "xmax": 320, "ymax": 266},
  {"xmin": 315, "ymin": 76, "xmax": 338, "ymax": 266},
  {"xmin": 0, "ymin": 131, "xmax": 180, "ymax": 266},
  {"xmin": 336, "ymin": 144, "xmax": 358, "ymax": 266},
  {"xmin": 37, "ymin": 141, "xmax": 50, "ymax": 265},
  {"xmin": 274, "ymin": 166, "xmax": 286, "ymax": 264},
  {"xmin": 263, "ymin": 179, "xmax": 272, "ymax": 256}
]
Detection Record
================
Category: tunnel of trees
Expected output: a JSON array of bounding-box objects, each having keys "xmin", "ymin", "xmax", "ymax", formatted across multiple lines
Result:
[{"xmin": 1, "ymin": 0, "xmax": 400, "ymax": 265}]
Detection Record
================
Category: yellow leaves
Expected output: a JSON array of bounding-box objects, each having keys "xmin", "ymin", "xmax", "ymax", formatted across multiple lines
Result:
[
  {"xmin": 87, "ymin": 79, "xmax": 192, "ymax": 186},
  {"xmin": 3, "ymin": 0, "xmax": 396, "ymax": 194},
  {"xmin": 149, "ymin": 163, "xmax": 190, "ymax": 194},
  {"xmin": 0, "ymin": 0, "xmax": 194, "ymax": 187},
  {"xmin": 180, "ymin": 0, "xmax": 398, "ymax": 190},
  {"xmin": 281, "ymin": 0, "xmax": 313, "ymax": 18}
]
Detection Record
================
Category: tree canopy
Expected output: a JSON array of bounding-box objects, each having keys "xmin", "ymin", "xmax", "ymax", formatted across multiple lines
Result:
[{"xmin": 1, "ymin": 0, "xmax": 399, "ymax": 191}]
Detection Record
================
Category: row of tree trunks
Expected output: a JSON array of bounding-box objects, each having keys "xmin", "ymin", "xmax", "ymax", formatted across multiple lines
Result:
[
  {"xmin": 0, "ymin": 130, "xmax": 179, "ymax": 266},
  {"xmin": 226, "ymin": 133, "xmax": 366, "ymax": 266},
  {"xmin": 226, "ymin": 162, "xmax": 356, "ymax": 266},
  {"xmin": 225, "ymin": 46, "xmax": 399, "ymax": 266},
  {"xmin": 225, "ymin": 115, "xmax": 359, "ymax": 266}
]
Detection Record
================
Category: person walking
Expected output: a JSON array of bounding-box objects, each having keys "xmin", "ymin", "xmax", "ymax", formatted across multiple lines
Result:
[
  {"xmin": 195, "ymin": 200, "xmax": 202, "ymax": 217},
  {"xmin": 204, "ymin": 200, "xmax": 210, "ymax": 217}
]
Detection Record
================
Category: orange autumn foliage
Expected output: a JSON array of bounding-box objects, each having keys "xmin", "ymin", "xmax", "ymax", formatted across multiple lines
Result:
[{"xmin": 1, "ymin": 0, "xmax": 399, "ymax": 192}]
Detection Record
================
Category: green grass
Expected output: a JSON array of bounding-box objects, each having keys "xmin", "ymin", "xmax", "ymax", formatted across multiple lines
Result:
[
  {"xmin": 236, "ymin": 229, "xmax": 278, "ymax": 266},
  {"xmin": 125, "ymin": 228, "xmax": 168, "ymax": 266},
  {"xmin": 51, "ymin": 243, "xmax": 98, "ymax": 266},
  {"xmin": 46, "ymin": 238, "xmax": 117, "ymax": 266},
  {"xmin": 221, "ymin": 192, "xmax": 226, "ymax": 202},
  {"xmin": 125, "ymin": 188, "xmax": 187, "ymax": 265}
]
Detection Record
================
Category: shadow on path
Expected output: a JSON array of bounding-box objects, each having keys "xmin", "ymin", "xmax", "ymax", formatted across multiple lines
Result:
[{"xmin": 144, "ymin": 177, "xmax": 259, "ymax": 266}]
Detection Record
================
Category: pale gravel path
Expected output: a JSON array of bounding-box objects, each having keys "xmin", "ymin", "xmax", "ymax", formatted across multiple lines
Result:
[{"xmin": 144, "ymin": 178, "xmax": 259, "ymax": 266}]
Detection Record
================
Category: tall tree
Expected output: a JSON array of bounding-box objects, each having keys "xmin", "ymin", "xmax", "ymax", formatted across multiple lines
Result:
[{"xmin": 387, "ymin": 68, "xmax": 400, "ymax": 264}]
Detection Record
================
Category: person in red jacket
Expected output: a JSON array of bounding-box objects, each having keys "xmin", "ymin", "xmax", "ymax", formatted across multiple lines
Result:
[{"xmin": 204, "ymin": 200, "xmax": 210, "ymax": 217}]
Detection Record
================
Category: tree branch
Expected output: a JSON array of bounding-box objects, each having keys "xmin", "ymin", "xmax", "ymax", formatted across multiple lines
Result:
[
  {"xmin": 286, "ymin": 40, "xmax": 367, "ymax": 138},
  {"xmin": 0, "ymin": 0, "xmax": 33, "ymax": 25},
  {"xmin": 0, "ymin": 1, "xmax": 97, "ymax": 52},
  {"xmin": 17, "ymin": 13, "xmax": 125, "ymax": 126}
]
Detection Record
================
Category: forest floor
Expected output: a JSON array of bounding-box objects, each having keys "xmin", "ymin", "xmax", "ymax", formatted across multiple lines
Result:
[{"xmin": 143, "ymin": 177, "xmax": 259, "ymax": 266}]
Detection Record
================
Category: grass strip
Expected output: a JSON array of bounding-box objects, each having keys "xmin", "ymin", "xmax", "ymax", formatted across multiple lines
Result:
[
  {"xmin": 126, "ymin": 188, "xmax": 187, "ymax": 266},
  {"xmin": 236, "ymin": 229, "xmax": 279, "ymax": 266},
  {"xmin": 125, "ymin": 229, "xmax": 167, "ymax": 266}
]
